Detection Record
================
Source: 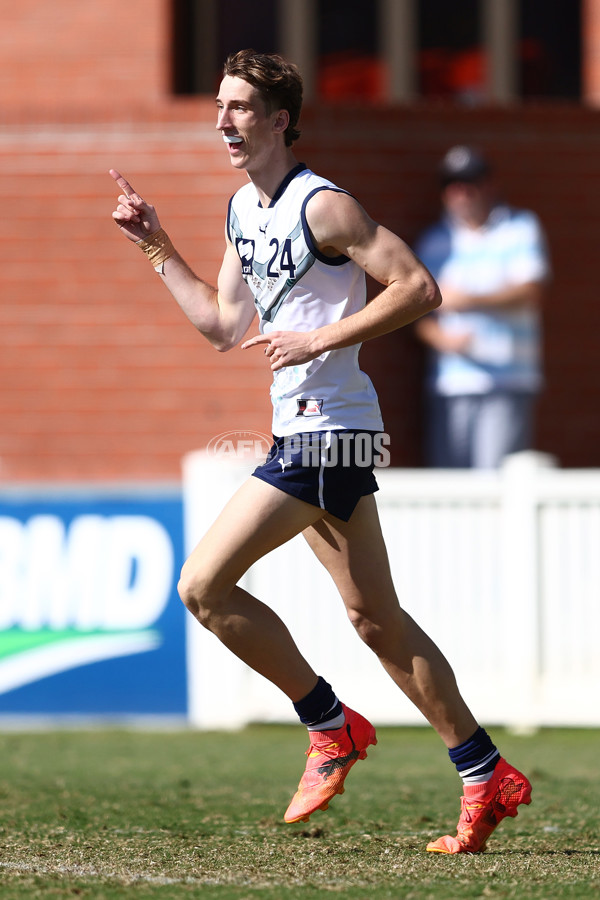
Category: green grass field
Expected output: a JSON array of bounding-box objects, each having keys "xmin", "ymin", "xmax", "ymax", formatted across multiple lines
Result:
[{"xmin": 0, "ymin": 726, "xmax": 598, "ymax": 899}]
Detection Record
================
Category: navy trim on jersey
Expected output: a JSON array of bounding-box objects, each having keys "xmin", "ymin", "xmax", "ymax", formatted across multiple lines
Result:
[
  {"xmin": 260, "ymin": 163, "xmax": 308, "ymax": 209},
  {"xmin": 226, "ymin": 194, "xmax": 235, "ymax": 243},
  {"xmin": 300, "ymin": 187, "xmax": 350, "ymax": 266}
]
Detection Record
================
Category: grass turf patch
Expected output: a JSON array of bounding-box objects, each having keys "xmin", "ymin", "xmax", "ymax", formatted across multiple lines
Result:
[{"xmin": 0, "ymin": 726, "xmax": 598, "ymax": 899}]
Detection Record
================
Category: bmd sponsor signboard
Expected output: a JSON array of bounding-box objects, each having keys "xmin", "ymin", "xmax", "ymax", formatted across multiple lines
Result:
[{"xmin": 0, "ymin": 490, "xmax": 186, "ymax": 717}]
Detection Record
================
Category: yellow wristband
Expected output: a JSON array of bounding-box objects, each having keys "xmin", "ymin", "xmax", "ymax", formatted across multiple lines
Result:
[{"xmin": 136, "ymin": 228, "xmax": 174, "ymax": 271}]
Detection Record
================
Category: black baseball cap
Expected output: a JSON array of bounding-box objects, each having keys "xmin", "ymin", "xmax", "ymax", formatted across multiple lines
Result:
[{"xmin": 438, "ymin": 145, "xmax": 490, "ymax": 187}]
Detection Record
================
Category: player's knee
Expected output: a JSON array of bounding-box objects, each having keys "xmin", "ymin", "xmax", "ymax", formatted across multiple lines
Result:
[
  {"xmin": 178, "ymin": 554, "xmax": 237, "ymax": 630},
  {"xmin": 347, "ymin": 606, "xmax": 402, "ymax": 656},
  {"xmin": 347, "ymin": 609, "xmax": 381, "ymax": 650},
  {"xmin": 177, "ymin": 563, "xmax": 214, "ymax": 626}
]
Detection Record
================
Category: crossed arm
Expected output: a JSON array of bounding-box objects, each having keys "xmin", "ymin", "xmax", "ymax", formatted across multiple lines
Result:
[
  {"xmin": 110, "ymin": 170, "xmax": 440, "ymax": 368},
  {"xmin": 414, "ymin": 278, "xmax": 546, "ymax": 356}
]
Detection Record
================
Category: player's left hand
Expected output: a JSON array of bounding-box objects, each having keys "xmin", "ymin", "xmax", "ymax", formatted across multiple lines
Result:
[{"xmin": 241, "ymin": 330, "xmax": 321, "ymax": 371}]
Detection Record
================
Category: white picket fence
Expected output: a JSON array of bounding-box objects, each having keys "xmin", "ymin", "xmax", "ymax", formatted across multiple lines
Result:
[{"xmin": 183, "ymin": 451, "xmax": 600, "ymax": 730}]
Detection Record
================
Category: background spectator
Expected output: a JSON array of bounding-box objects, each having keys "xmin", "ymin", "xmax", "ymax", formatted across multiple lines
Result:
[{"xmin": 414, "ymin": 145, "xmax": 551, "ymax": 469}]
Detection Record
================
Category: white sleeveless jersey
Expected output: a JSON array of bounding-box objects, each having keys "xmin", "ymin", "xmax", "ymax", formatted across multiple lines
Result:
[{"xmin": 227, "ymin": 165, "xmax": 383, "ymax": 436}]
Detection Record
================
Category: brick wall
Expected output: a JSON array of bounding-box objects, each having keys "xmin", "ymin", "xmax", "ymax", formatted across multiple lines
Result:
[
  {"xmin": 1, "ymin": 1, "xmax": 599, "ymax": 480},
  {"xmin": 1, "ymin": 1, "xmax": 168, "ymax": 118},
  {"xmin": 583, "ymin": 0, "xmax": 600, "ymax": 101}
]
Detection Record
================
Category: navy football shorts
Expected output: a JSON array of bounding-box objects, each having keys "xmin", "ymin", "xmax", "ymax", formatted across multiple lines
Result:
[{"xmin": 252, "ymin": 431, "xmax": 384, "ymax": 522}]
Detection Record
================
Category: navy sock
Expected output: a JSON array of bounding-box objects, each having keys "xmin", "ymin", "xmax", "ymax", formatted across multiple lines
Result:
[
  {"xmin": 293, "ymin": 676, "xmax": 344, "ymax": 730},
  {"xmin": 448, "ymin": 727, "xmax": 500, "ymax": 784}
]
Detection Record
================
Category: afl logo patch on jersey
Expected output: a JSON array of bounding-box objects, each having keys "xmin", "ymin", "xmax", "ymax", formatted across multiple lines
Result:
[
  {"xmin": 236, "ymin": 238, "xmax": 255, "ymax": 276},
  {"xmin": 296, "ymin": 399, "xmax": 324, "ymax": 417}
]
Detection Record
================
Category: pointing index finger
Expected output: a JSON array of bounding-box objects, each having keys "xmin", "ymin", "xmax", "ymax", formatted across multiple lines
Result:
[
  {"xmin": 241, "ymin": 334, "xmax": 270, "ymax": 349},
  {"xmin": 109, "ymin": 168, "xmax": 137, "ymax": 201}
]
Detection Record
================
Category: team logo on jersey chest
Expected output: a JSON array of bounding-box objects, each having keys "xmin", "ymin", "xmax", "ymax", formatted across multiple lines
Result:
[
  {"xmin": 296, "ymin": 399, "xmax": 324, "ymax": 417},
  {"xmin": 236, "ymin": 238, "xmax": 255, "ymax": 276}
]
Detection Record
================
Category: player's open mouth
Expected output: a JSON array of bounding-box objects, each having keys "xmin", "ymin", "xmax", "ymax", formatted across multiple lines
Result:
[{"xmin": 223, "ymin": 135, "xmax": 243, "ymax": 145}]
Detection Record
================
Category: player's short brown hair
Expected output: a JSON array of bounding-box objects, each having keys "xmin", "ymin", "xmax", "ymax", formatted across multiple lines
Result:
[{"xmin": 223, "ymin": 50, "xmax": 303, "ymax": 146}]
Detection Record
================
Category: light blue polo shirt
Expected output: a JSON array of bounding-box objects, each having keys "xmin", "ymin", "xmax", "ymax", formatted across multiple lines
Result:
[{"xmin": 415, "ymin": 205, "xmax": 550, "ymax": 396}]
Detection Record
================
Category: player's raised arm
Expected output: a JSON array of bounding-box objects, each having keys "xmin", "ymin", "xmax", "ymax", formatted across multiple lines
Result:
[{"xmin": 109, "ymin": 170, "xmax": 255, "ymax": 351}]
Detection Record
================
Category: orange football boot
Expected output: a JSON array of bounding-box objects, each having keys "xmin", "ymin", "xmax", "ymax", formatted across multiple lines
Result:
[
  {"xmin": 284, "ymin": 704, "xmax": 377, "ymax": 823},
  {"xmin": 427, "ymin": 757, "xmax": 532, "ymax": 854}
]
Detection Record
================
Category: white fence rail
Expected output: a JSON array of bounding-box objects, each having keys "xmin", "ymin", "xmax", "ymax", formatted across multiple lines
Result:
[{"xmin": 183, "ymin": 452, "xmax": 600, "ymax": 730}]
